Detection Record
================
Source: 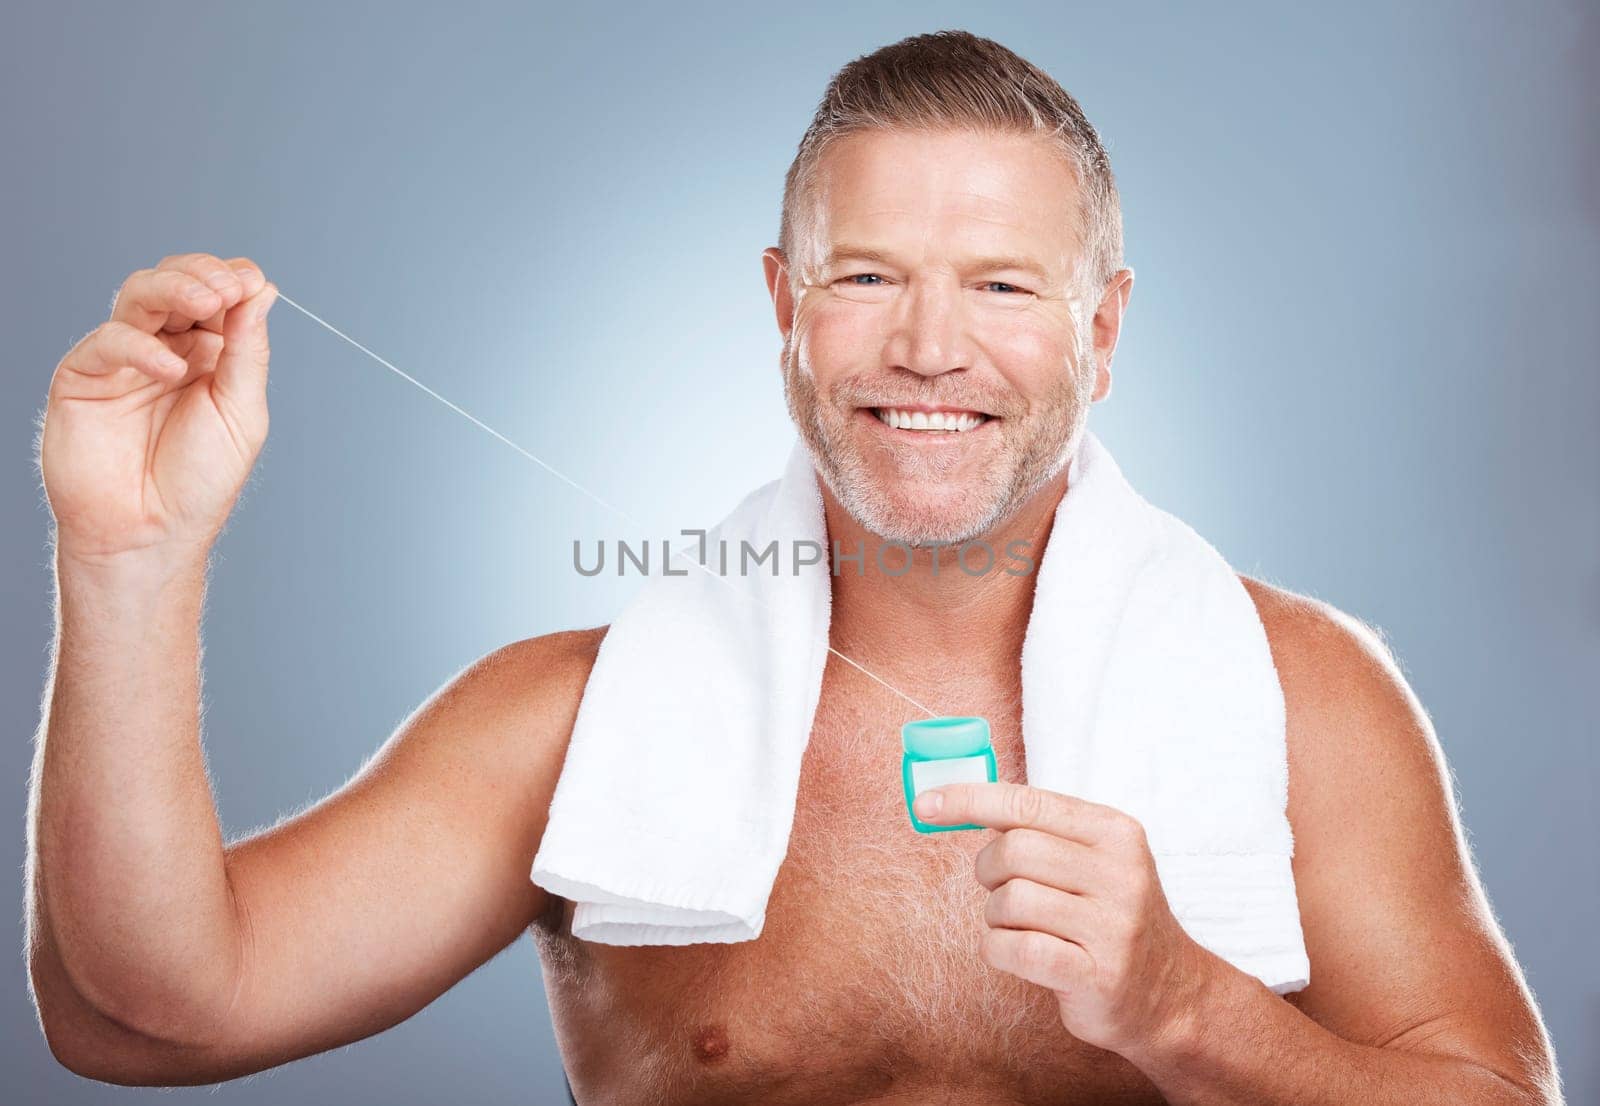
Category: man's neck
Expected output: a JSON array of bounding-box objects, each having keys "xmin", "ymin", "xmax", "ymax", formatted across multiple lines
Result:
[{"xmin": 820, "ymin": 467, "xmax": 1070, "ymax": 703}]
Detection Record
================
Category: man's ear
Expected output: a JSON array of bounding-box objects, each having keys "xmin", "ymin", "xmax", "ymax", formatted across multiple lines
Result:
[
  {"xmin": 762, "ymin": 247, "xmax": 795, "ymax": 342},
  {"xmin": 1089, "ymin": 267, "xmax": 1135, "ymax": 403}
]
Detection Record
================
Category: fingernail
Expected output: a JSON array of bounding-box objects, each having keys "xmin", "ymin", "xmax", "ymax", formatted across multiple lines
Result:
[
  {"xmin": 915, "ymin": 790, "xmax": 943, "ymax": 817},
  {"xmin": 159, "ymin": 350, "xmax": 187, "ymax": 374}
]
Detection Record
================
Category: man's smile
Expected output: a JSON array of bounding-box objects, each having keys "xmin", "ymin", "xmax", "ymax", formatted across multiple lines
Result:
[{"xmin": 865, "ymin": 404, "xmax": 997, "ymax": 440}]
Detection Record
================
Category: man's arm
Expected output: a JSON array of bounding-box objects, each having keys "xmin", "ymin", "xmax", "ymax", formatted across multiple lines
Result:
[
  {"xmin": 27, "ymin": 544, "xmax": 601, "ymax": 1085},
  {"xmin": 1119, "ymin": 579, "xmax": 1563, "ymax": 1105}
]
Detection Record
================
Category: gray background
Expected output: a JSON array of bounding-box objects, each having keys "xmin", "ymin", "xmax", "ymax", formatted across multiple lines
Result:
[{"xmin": 3, "ymin": 1, "xmax": 1595, "ymax": 1102}]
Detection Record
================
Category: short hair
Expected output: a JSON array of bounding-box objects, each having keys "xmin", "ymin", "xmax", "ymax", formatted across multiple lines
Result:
[{"xmin": 778, "ymin": 29, "xmax": 1124, "ymax": 299}]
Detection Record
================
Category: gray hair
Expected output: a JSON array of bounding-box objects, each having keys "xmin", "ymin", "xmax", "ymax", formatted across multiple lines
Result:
[{"xmin": 778, "ymin": 29, "xmax": 1124, "ymax": 303}]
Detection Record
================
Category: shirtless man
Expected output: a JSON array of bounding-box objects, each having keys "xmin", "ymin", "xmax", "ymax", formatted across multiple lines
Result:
[{"xmin": 26, "ymin": 30, "xmax": 1561, "ymax": 1106}]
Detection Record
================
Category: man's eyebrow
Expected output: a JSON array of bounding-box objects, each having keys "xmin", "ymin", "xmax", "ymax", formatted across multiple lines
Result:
[
  {"xmin": 963, "ymin": 255, "xmax": 1054, "ymax": 283},
  {"xmin": 821, "ymin": 244, "xmax": 898, "ymax": 268},
  {"xmin": 821, "ymin": 244, "xmax": 1054, "ymax": 283}
]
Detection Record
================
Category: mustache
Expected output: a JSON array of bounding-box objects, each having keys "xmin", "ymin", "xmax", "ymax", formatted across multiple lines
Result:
[{"xmin": 829, "ymin": 378, "xmax": 1022, "ymax": 419}]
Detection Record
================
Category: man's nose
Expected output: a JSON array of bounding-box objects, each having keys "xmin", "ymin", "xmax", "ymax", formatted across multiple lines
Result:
[{"xmin": 887, "ymin": 278, "xmax": 971, "ymax": 377}]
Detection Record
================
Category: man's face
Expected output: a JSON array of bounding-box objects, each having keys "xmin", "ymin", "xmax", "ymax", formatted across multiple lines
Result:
[{"xmin": 765, "ymin": 128, "xmax": 1108, "ymax": 548}]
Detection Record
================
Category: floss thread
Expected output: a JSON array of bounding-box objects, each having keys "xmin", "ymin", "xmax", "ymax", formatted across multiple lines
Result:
[{"xmin": 271, "ymin": 290, "xmax": 938, "ymax": 719}]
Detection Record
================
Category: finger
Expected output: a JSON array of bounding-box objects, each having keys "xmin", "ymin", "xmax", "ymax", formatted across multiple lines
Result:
[
  {"xmin": 983, "ymin": 877, "xmax": 1107, "ymax": 946},
  {"xmin": 111, "ymin": 268, "xmax": 226, "ymax": 334},
  {"xmin": 973, "ymin": 827, "xmax": 1109, "ymax": 894},
  {"xmin": 63, "ymin": 320, "xmax": 189, "ymax": 381},
  {"xmin": 157, "ymin": 327, "xmax": 228, "ymax": 389},
  {"xmin": 173, "ymin": 257, "xmax": 266, "ymax": 336},
  {"xmin": 212, "ymin": 281, "xmax": 278, "ymax": 406},
  {"xmin": 918, "ymin": 781, "xmax": 1131, "ymax": 845},
  {"xmin": 154, "ymin": 252, "xmax": 247, "ymax": 325},
  {"xmin": 980, "ymin": 927, "xmax": 1093, "ymax": 993},
  {"xmin": 221, "ymin": 256, "xmax": 267, "ymax": 299}
]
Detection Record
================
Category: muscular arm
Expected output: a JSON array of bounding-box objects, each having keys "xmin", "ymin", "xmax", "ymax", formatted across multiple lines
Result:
[
  {"xmin": 27, "ymin": 545, "xmax": 601, "ymax": 1085},
  {"xmin": 1121, "ymin": 579, "xmax": 1563, "ymax": 1105}
]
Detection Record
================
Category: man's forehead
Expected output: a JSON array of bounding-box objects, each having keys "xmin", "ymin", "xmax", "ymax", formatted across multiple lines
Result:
[{"xmin": 800, "ymin": 129, "xmax": 1082, "ymax": 274}]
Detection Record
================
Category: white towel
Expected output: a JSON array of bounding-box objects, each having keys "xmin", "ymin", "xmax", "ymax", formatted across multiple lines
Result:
[{"xmin": 531, "ymin": 428, "xmax": 1311, "ymax": 996}]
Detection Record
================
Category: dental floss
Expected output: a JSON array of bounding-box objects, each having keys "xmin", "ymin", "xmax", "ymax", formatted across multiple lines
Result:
[
  {"xmin": 271, "ymin": 290, "xmax": 941, "ymax": 720},
  {"xmin": 902, "ymin": 716, "xmax": 998, "ymax": 833}
]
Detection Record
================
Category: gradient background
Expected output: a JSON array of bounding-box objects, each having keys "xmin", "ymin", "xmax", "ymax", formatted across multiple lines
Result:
[{"xmin": 3, "ymin": 2, "xmax": 1595, "ymax": 1102}]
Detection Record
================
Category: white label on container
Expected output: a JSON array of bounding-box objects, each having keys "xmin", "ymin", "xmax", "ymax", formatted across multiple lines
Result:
[{"xmin": 910, "ymin": 754, "xmax": 991, "ymax": 796}]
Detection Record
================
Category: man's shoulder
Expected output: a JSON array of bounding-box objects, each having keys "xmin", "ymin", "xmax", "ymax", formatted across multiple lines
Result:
[
  {"xmin": 466, "ymin": 625, "xmax": 610, "ymax": 725},
  {"xmin": 1235, "ymin": 573, "xmax": 1416, "ymax": 730},
  {"xmin": 414, "ymin": 627, "xmax": 611, "ymax": 772},
  {"xmin": 433, "ymin": 627, "xmax": 610, "ymax": 912},
  {"xmin": 493, "ymin": 624, "xmax": 611, "ymax": 676},
  {"xmin": 1233, "ymin": 573, "xmax": 1448, "ymax": 859}
]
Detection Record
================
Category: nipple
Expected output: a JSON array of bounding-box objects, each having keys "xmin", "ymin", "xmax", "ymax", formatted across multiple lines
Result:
[{"xmin": 691, "ymin": 1022, "xmax": 732, "ymax": 1064}]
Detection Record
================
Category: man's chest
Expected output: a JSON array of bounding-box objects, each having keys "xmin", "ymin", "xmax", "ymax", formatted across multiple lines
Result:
[{"xmin": 534, "ymin": 679, "xmax": 1167, "ymax": 1104}]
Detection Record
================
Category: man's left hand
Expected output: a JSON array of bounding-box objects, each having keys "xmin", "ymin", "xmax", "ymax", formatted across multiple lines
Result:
[{"xmin": 914, "ymin": 781, "xmax": 1221, "ymax": 1057}]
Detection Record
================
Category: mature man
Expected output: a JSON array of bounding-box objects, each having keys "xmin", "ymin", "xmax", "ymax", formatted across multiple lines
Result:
[{"xmin": 26, "ymin": 30, "xmax": 1561, "ymax": 1106}]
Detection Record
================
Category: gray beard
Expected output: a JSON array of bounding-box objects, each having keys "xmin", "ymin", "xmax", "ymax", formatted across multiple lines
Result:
[{"xmin": 780, "ymin": 338, "xmax": 1095, "ymax": 548}]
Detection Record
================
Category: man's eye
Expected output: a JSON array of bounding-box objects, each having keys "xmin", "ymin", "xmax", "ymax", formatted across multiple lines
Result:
[
  {"xmin": 845, "ymin": 273, "xmax": 885, "ymax": 286},
  {"xmin": 984, "ymin": 281, "xmax": 1025, "ymax": 294}
]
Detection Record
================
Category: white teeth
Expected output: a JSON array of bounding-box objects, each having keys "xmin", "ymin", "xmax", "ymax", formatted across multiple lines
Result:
[{"xmin": 874, "ymin": 408, "xmax": 987, "ymax": 432}]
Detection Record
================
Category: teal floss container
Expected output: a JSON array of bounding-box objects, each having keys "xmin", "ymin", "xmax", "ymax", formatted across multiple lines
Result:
[{"xmin": 902, "ymin": 716, "xmax": 998, "ymax": 833}]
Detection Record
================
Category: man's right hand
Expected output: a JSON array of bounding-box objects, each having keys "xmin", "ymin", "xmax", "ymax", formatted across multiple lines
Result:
[
  {"xmin": 40, "ymin": 253, "xmax": 278, "ymax": 564},
  {"xmin": 27, "ymin": 251, "xmax": 612, "ymax": 1093}
]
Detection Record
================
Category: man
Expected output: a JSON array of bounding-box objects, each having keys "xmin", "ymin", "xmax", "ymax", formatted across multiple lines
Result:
[{"xmin": 26, "ymin": 29, "xmax": 1562, "ymax": 1105}]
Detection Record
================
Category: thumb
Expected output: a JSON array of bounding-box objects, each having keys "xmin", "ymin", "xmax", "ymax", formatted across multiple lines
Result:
[{"xmin": 212, "ymin": 281, "xmax": 278, "ymax": 405}]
